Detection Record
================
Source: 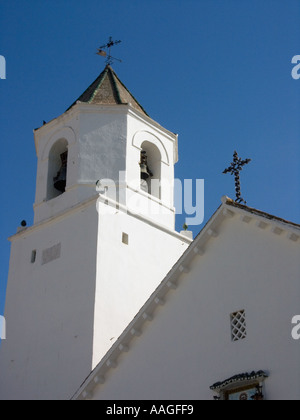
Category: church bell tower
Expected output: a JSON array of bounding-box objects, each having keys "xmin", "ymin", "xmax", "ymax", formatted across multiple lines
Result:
[{"xmin": 0, "ymin": 65, "xmax": 192, "ymax": 400}]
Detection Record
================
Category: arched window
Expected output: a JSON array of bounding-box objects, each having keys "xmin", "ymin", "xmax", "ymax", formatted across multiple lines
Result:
[
  {"xmin": 47, "ymin": 139, "xmax": 68, "ymax": 200},
  {"xmin": 140, "ymin": 141, "xmax": 161, "ymax": 199}
]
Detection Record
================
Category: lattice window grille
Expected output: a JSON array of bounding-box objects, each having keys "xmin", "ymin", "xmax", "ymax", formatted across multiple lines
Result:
[{"xmin": 231, "ymin": 310, "xmax": 247, "ymax": 342}]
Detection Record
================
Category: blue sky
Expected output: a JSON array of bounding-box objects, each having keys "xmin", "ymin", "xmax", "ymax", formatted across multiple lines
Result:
[{"xmin": 0, "ymin": 0, "xmax": 299, "ymax": 315}]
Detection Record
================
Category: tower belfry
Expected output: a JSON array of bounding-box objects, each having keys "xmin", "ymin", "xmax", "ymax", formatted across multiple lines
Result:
[{"xmin": 0, "ymin": 64, "xmax": 192, "ymax": 400}]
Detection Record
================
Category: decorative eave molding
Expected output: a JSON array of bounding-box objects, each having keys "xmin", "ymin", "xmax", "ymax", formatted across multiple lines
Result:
[
  {"xmin": 224, "ymin": 196, "xmax": 300, "ymax": 231},
  {"xmin": 8, "ymin": 193, "xmax": 100, "ymax": 242},
  {"xmin": 210, "ymin": 370, "xmax": 269, "ymax": 392},
  {"xmin": 33, "ymin": 102, "xmax": 178, "ymax": 162},
  {"xmin": 96, "ymin": 193, "xmax": 192, "ymax": 244},
  {"xmin": 223, "ymin": 197, "xmax": 300, "ymax": 242},
  {"xmin": 9, "ymin": 192, "xmax": 191, "ymax": 245},
  {"xmin": 72, "ymin": 197, "xmax": 299, "ymax": 400},
  {"xmin": 34, "ymin": 102, "xmax": 176, "ymax": 143}
]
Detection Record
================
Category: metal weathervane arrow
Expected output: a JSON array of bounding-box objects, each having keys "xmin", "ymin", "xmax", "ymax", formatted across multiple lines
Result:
[{"xmin": 97, "ymin": 37, "xmax": 122, "ymax": 65}]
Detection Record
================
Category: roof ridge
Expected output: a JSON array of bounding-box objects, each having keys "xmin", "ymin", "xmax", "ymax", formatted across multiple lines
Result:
[
  {"xmin": 108, "ymin": 66, "xmax": 149, "ymax": 116},
  {"xmin": 87, "ymin": 66, "xmax": 109, "ymax": 104},
  {"xmin": 107, "ymin": 66, "xmax": 122, "ymax": 104},
  {"xmin": 65, "ymin": 67, "xmax": 108, "ymax": 112}
]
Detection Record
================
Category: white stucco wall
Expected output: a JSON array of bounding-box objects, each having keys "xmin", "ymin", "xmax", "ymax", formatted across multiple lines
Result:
[
  {"xmin": 89, "ymin": 216, "xmax": 300, "ymax": 401},
  {"xmin": 34, "ymin": 104, "xmax": 178, "ymax": 230},
  {"xmin": 0, "ymin": 196, "xmax": 190, "ymax": 400},
  {"xmin": 0, "ymin": 200, "xmax": 99, "ymax": 400},
  {"xmin": 78, "ymin": 108, "xmax": 127, "ymax": 184},
  {"xmin": 33, "ymin": 105, "xmax": 128, "ymax": 224},
  {"xmin": 92, "ymin": 200, "xmax": 190, "ymax": 368}
]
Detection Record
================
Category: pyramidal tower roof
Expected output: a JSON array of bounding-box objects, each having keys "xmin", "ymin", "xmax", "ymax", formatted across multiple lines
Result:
[{"xmin": 67, "ymin": 65, "xmax": 149, "ymax": 116}]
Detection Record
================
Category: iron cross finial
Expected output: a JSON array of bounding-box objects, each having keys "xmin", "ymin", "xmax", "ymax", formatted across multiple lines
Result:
[
  {"xmin": 97, "ymin": 37, "xmax": 122, "ymax": 65},
  {"xmin": 223, "ymin": 151, "xmax": 251, "ymax": 204}
]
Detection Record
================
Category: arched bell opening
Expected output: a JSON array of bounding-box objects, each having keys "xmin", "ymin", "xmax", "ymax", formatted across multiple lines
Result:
[
  {"xmin": 140, "ymin": 141, "xmax": 161, "ymax": 199},
  {"xmin": 46, "ymin": 139, "xmax": 68, "ymax": 201}
]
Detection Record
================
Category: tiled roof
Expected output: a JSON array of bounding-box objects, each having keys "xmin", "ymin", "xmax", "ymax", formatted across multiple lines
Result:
[{"xmin": 67, "ymin": 65, "xmax": 149, "ymax": 116}]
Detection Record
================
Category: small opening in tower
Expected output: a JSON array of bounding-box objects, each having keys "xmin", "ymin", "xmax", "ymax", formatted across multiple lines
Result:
[
  {"xmin": 122, "ymin": 233, "xmax": 129, "ymax": 245},
  {"xmin": 31, "ymin": 250, "xmax": 37, "ymax": 264}
]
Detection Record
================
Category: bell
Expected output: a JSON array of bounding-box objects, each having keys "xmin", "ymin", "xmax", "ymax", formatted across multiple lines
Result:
[
  {"xmin": 140, "ymin": 163, "xmax": 151, "ymax": 180},
  {"xmin": 140, "ymin": 150, "xmax": 153, "ymax": 180},
  {"xmin": 53, "ymin": 166, "xmax": 67, "ymax": 193},
  {"xmin": 53, "ymin": 152, "xmax": 67, "ymax": 193}
]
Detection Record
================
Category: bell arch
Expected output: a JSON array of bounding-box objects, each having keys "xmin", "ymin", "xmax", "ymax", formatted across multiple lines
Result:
[
  {"xmin": 39, "ymin": 127, "xmax": 76, "ymax": 202},
  {"xmin": 132, "ymin": 130, "xmax": 169, "ymax": 165},
  {"xmin": 41, "ymin": 126, "xmax": 76, "ymax": 161}
]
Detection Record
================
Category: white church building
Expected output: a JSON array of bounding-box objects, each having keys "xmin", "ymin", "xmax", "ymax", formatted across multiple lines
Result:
[
  {"xmin": 73, "ymin": 197, "xmax": 300, "ymax": 401},
  {"xmin": 0, "ymin": 65, "xmax": 299, "ymax": 401}
]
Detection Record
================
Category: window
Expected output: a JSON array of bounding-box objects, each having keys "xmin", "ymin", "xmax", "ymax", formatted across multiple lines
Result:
[
  {"xmin": 230, "ymin": 310, "xmax": 247, "ymax": 342},
  {"xmin": 42, "ymin": 243, "xmax": 61, "ymax": 265},
  {"xmin": 31, "ymin": 250, "xmax": 37, "ymax": 264},
  {"xmin": 122, "ymin": 233, "xmax": 129, "ymax": 245}
]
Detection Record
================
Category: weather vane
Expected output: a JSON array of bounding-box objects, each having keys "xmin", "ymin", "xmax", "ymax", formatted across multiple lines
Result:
[
  {"xmin": 97, "ymin": 37, "xmax": 122, "ymax": 65},
  {"xmin": 223, "ymin": 151, "xmax": 251, "ymax": 204}
]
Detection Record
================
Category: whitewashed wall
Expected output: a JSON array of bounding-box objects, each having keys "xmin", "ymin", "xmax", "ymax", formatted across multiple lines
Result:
[
  {"xmin": 92, "ymin": 200, "xmax": 190, "ymax": 368},
  {"xmin": 0, "ymin": 202, "xmax": 99, "ymax": 400},
  {"xmin": 90, "ymin": 215, "xmax": 300, "ymax": 400}
]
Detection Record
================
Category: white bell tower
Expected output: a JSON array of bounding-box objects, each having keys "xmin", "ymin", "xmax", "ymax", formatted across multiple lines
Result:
[{"xmin": 0, "ymin": 66, "xmax": 192, "ymax": 400}]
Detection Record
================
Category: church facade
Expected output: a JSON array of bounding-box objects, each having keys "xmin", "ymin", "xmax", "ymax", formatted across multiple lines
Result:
[{"xmin": 73, "ymin": 198, "xmax": 300, "ymax": 401}]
